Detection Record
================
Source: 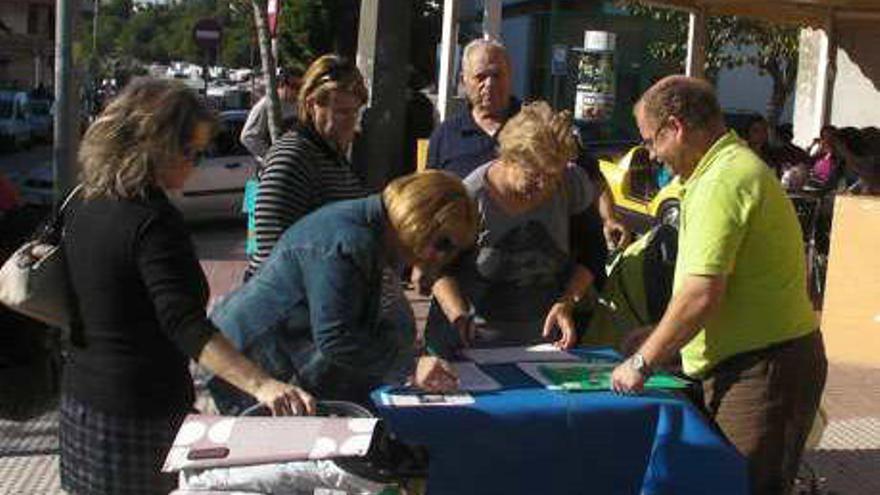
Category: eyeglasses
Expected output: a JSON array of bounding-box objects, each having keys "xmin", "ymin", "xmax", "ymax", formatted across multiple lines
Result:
[{"xmin": 642, "ymin": 119, "xmax": 671, "ymax": 152}]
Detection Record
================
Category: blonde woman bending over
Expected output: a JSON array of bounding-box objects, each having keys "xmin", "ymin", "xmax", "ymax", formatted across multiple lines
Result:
[{"xmin": 426, "ymin": 101, "xmax": 598, "ymax": 355}]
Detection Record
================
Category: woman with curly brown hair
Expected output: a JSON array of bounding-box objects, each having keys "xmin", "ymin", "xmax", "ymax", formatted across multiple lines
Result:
[{"xmin": 61, "ymin": 78, "xmax": 315, "ymax": 495}]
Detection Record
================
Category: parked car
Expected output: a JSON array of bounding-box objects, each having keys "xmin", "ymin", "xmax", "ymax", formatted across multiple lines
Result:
[
  {"xmin": 15, "ymin": 111, "xmax": 255, "ymax": 222},
  {"xmin": 166, "ymin": 109, "xmax": 256, "ymax": 221},
  {"xmin": 27, "ymin": 98, "xmax": 53, "ymax": 143},
  {"xmin": 0, "ymin": 91, "xmax": 32, "ymax": 150},
  {"xmin": 599, "ymin": 145, "xmax": 683, "ymax": 233},
  {"xmin": 575, "ymin": 119, "xmax": 640, "ymax": 163}
]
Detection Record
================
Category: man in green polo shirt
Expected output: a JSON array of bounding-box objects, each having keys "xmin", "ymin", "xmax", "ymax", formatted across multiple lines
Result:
[{"xmin": 611, "ymin": 75, "xmax": 826, "ymax": 495}]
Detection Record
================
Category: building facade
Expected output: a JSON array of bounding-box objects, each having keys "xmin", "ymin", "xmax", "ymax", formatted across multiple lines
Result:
[{"xmin": 0, "ymin": 0, "xmax": 56, "ymax": 90}]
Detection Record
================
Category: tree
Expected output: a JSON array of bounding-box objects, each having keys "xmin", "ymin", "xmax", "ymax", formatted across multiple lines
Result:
[
  {"xmin": 245, "ymin": 0, "xmax": 282, "ymax": 142},
  {"xmin": 622, "ymin": 2, "xmax": 800, "ymax": 127}
]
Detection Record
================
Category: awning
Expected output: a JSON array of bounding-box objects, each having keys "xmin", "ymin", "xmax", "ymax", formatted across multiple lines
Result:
[{"xmin": 637, "ymin": 0, "xmax": 880, "ymax": 26}]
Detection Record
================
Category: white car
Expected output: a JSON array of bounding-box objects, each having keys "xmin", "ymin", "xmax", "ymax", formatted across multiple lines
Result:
[
  {"xmin": 18, "ymin": 111, "xmax": 256, "ymax": 221},
  {"xmin": 168, "ymin": 110, "xmax": 256, "ymax": 222}
]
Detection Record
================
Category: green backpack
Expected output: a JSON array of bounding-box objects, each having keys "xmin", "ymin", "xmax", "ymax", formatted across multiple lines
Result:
[{"xmin": 581, "ymin": 224, "xmax": 678, "ymax": 348}]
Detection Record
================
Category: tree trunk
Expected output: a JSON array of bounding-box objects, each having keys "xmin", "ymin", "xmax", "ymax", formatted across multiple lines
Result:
[
  {"xmin": 251, "ymin": 0, "xmax": 282, "ymax": 143},
  {"xmin": 765, "ymin": 56, "xmax": 796, "ymax": 130}
]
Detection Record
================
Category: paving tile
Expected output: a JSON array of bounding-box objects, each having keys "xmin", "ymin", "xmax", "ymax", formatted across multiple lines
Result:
[{"xmin": 0, "ymin": 454, "xmax": 61, "ymax": 494}]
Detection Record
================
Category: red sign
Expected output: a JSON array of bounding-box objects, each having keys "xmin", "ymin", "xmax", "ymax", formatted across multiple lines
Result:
[
  {"xmin": 268, "ymin": 0, "xmax": 280, "ymax": 38},
  {"xmin": 192, "ymin": 18, "xmax": 222, "ymax": 51}
]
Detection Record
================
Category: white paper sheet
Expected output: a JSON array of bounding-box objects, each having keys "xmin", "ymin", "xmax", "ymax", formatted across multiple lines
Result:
[
  {"xmin": 450, "ymin": 361, "xmax": 502, "ymax": 391},
  {"xmin": 380, "ymin": 392, "xmax": 475, "ymax": 407},
  {"xmin": 461, "ymin": 344, "xmax": 580, "ymax": 365}
]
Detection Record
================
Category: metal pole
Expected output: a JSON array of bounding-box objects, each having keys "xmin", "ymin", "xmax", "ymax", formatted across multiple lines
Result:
[
  {"xmin": 437, "ymin": 0, "xmax": 459, "ymax": 122},
  {"xmin": 92, "ymin": 0, "xmax": 98, "ymax": 53},
  {"xmin": 686, "ymin": 8, "xmax": 707, "ymax": 79},
  {"xmin": 483, "ymin": 0, "xmax": 502, "ymax": 41},
  {"xmin": 54, "ymin": 0, "xmax": 79, "ymax": 202},
  {"xmin": 543, "ymin": 0, "xmax": 560, "ymax": 98}
]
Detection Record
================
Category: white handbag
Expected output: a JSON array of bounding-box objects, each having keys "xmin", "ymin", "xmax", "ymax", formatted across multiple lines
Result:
[{"xmin": 0, "ymin": 185, "xmax": 81, "ymax": 328}]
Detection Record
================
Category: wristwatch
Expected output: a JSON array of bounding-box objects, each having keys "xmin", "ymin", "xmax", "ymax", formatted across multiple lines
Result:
[{"xmin": 629, "ymin": 353, "xmax": 653, "ymax": 377}]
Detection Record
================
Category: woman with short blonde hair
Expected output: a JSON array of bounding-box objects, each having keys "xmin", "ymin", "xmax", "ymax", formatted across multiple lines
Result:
[
  {"xmin": 497, "ymin": 101, "xmax": 579, "ymax": 178},
  {"xmin": 384, "ymin": 170, "xmax": 479, "ymax": 264},
  {"xmin": 61, "ymin": 77, "xmax": 314, "ymax": 495},
  {"xmin": 427, "ymin": 100, "xmax": 599, "ymax": 354},
  {"xmin": 209, "ymin": 171, "xmax": 476, "ymax": 411}
]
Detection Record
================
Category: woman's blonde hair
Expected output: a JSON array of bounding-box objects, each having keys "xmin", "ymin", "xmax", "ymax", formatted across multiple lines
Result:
[
  {"xmin": 497, "ymin": 101, "xmax": 578, "ymax": 174},
  {"xmin": 297, "ymin": 54, "xmax": 368, "ymax": 125},
  {"xmin": 383, "ymin": 171, "xmax": 479, "ymax": 261},
  {"xmin": 78, "ymin": 77, "xmax": 216, "ymax": 200}
]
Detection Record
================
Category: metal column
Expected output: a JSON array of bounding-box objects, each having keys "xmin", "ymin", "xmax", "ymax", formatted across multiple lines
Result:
[
  {"xmin": 54, "ymin": 0, "xmax": 80, "ymax": 200},
  {"xmin": 437, "ymin": 0, "xmax": 460, "ymax": 122},
  {"xmin": 685, "ymin": 8, "xmax": 707, "ymax": 79},
  {"xmin": 354, "ymin": 0, "xmax": 413, "ymax": 189},
  {"xmin": 483, "ymin": 0, "xmax": 502, "ymax": 41}
]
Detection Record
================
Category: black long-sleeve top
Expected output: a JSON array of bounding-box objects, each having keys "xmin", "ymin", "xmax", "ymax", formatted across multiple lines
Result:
[{"xmin": 63, "ymin": 187, "xmax": 217, "ymax": 417}]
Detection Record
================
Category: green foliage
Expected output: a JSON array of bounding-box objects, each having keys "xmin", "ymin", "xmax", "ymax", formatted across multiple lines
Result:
[
  {"xmin": 620, "ymin": 1, "xmax": 800, "ymax": 124},
  {"xmin": 77, "ymin": 0, "xmax": 444, "ymax": 88},
  {"xmin": 275, "ymin": 0, "xmax": 332, "ymax": 73}
]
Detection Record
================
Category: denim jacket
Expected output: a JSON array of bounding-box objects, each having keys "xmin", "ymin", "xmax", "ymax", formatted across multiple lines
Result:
[{"xmin": 209, "ymin": 195, "xmax": 406, "ymax": 411}]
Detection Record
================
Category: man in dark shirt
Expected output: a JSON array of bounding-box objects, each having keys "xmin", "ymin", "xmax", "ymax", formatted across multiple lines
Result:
[{"xmin": 425, "ymin": 38, "xmax": 630, "ymax": 290}]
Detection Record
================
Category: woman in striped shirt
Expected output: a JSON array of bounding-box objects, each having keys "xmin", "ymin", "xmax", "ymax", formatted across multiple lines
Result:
[{"xmin": 248, "ymin": 54, "xmax": 370, "ymax": 276}]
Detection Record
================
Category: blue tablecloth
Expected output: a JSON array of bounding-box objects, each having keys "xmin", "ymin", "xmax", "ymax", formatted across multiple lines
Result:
[{"xmin": 371, "ymin": 348, "xmax": 749, "ymax": 495}]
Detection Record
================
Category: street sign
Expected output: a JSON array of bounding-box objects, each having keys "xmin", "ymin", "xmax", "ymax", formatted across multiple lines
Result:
[
  {"xmin": 268, "ymin": 0, "xmax": 281, "ymax": 38},
  {"xmin": 192, "ymin": 18, "xmax": 222, "ymax": 51}
]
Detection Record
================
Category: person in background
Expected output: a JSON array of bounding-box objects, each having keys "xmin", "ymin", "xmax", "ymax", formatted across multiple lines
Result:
[
  {"xmin": 421, "ymin": 38, "xmax": 629, "ymax": 295},
  {"xmin": 807, "ymin": 125, "xmax": 841, "ymax": 189},
  {"xmin": 209, "ymin": 171, "xmax": 477, "ymax": 411},
  {"xmin": 426, "ymin": 101, "xmax": 596, "ymax": 353},
  {"xmin": 834, "ymin": 127, "xmax": 880, "ymax": 194},
  {"xmin": 61, "ymin": 78, "xmax": 314, "ymax": 495},
  {"xmin": 745, "ymin": 114, "xmax": 781, "ymax": 176},
  {"xmin": 611, "ymin": 76, "xmax": 825, "ymax": 495},
  {"xmin": 240, "ymin": 68, "xmax": 301, "ymax": 166},
  {"xmin": 247, "ymin": 55, "xmax": 368, "ymax": 278}
]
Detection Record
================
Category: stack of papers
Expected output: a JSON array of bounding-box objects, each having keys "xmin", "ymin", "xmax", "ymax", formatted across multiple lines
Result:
[
  {"xmin": 517, "ymin": 362, "xmax": 689, "ymax": 392},
  {"xmin": 461, "ymin": 343, "xmax": 581, "ymax": 365},
  {"xmin": 379, "ymin": 362, "xmax": 500, "ymax": 408}
]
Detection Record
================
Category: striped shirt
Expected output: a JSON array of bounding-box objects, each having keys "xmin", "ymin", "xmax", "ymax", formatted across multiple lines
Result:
[{"xmin": 247, "ymin": 124, "xmax": 367, "ymax": 276}]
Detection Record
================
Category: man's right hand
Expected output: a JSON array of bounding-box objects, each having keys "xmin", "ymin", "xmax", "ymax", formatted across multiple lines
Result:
[{"xmin": 253, "ymin": 379, "xmax": 316, "ymax": 416}]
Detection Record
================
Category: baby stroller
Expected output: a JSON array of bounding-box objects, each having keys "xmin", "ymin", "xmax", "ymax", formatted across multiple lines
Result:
[{"xmin": 170, "ymin": 400, "xmax": 427, "ymax": 495}]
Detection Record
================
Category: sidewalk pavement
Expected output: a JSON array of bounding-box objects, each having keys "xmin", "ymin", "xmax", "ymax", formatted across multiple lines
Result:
[{"xmin": 2, "ymin": 259, "xmax": 878, "ymax": 494}]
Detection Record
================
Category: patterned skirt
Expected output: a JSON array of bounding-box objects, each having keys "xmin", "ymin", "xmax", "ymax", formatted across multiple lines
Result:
[{"xmin": 59, "ymin": 394, "xmax": 186, "ymax": 495}]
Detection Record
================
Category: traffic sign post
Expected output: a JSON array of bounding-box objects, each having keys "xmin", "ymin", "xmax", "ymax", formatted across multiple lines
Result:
[
  {"xmin": 268, "ymin": 0, "xmax": 280, "ymax": 38},
  {"xmin": 192, "ymin": 18, "xmax": 223, "ymax": 94}
]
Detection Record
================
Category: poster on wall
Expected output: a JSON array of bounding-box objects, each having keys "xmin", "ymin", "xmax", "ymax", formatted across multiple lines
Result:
[{"xmin": 574, "ymin": 31, "xmax": 617, "ymax": 122}]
